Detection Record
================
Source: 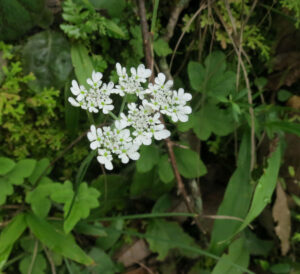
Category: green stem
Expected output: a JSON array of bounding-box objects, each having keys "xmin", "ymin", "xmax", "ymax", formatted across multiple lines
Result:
[
  {"xmin": 109, "ymin": 111, "xmax": 118, "ymax": 120},
  {"xmin": 86, "ymin": 111, "xmax": 95, "ymax": 124},
  {"xmin": 119, "ymin": 95, "xmax": 127, "ymax": 116},
  {"xmin": 151, "ymin": 0, "xmax": 160, "ymax": 34},
  {"xmin": 90, "ymin": 212, "xmax": 197, "ymax": 222}
]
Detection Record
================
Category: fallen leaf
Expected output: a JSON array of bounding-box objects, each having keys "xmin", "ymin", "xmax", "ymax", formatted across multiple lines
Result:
[
  {"xmin": 117, "ymin": 239, "xmax": 151, "ymax": 267},
  {"xmin": 272, "ymin": 182, "xmax": 291, "ymax": 255}
]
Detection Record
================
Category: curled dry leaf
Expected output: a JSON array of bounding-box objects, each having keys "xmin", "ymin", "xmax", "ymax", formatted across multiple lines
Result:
[{"xmin": 272, "ymin": 182, "xmax": 291, "ymax": 256}]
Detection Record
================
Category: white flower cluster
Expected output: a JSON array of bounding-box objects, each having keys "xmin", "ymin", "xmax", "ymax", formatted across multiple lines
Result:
[{"xmin": 68, "ymin": 63, "xmax": 192, "ymax": 170}]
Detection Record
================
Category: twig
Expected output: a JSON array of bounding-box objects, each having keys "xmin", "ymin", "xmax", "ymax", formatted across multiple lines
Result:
[
  {"xmin": 137, "ymin": 0, "xmax": 205, "ymax": 234},
  {"xmin": 43, "ymin": 246, "xmax": 56, "ymax": 274},
  {"xmin": 169, "ymin": 2, "xmax": 208, "ymax": 72},
  {"xmin": 213, "ymin": 4, "xmax": 256, "ymax": 171},
  {"xmin": 27, "ymin": 240, "xmax": 39, "ymax": 274},
  {"xmin": 138, "ymin": 0, "xmax": 154, "ymax": 81}
]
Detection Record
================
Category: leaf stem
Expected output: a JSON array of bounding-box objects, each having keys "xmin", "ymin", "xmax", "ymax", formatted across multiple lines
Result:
[
  {"xmin": 119, "ymin": 95, "xmax": 127, "ymax": 116},
  {"xmin": 108, "ymin": 111, "xmax": 118, "ymax": 120},
  {"xmin": 151, "ymin": 0, "xmax": 160, "ymax": 34}
]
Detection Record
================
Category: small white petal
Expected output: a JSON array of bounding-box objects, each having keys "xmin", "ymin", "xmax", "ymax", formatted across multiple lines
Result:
[{"xmin": 68, "ymin": 97, "xmax": 80, "ymax": 107}]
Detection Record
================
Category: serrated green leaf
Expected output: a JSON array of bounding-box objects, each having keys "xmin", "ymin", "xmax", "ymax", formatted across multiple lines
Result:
[
  {"xmin": 146, "ymin": 219, "xmax": 194, "ymax": 260},
  {"xmin": 26, "ymin": 213, "xmax": 93, "ymax": 265},
  {"xmin": 154, "ymin": 38, "xmax": 172, "ymax": 57},
  {"xmin": 0, "ymin": 213, "xmax": 27, "ymax": 254},
  {"xmin": 158, "ymin": 155, "xmax": 174, "ymax": 183},
  {"xmin": 6, "ymin": 159, "xmax": 37, "ymax": 185},
  {"xmin": 28, "ymin": 158, "xmax": 50, "ymax": 185},
  {"xmin": 174, "ymin": 147, "xmax": 207, "ymax": 178},
  {"xmin": 136, "ymin": 145, "xmax": 160, "ymax": 173},
  {"xmin": 26, "ymin": 181, "xmax": 74, "ymax": 218},
  {"xmin": 19, "ymin": 254, "xmax": 47, "ymax": 274},
  {"xmin": 22, "ymin": 31, "xmax": 72, "ymax": 91},
  {"xmin": 64, "ymin": 183, "xmax": 100, "ymax": 233},
  {"xmin": 0, "ymin": 157, "xmax": 15, "ymax": 175},
  {"xmin": 104, "ymin": 18, "xmax": 127, "ymax": 39}
]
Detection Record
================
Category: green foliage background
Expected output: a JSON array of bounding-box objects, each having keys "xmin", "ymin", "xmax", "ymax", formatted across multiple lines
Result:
[{"xmin": 0, "ymin": 0, "xmax": 300, "ymax": 273}]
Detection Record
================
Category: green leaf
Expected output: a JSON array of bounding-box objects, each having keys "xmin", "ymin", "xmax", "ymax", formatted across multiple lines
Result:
[
  {"xmin": 146, "ymin": 219, "xmax": 194, "ymax": 260},
  {"xmin": 158, "ymin": 155, "xmax": 174, "ymax": 183},
  {"xmin": 71, "ymin": 43, "xmax": 94, "ymax": 89},
  {"xmin": 104, "ymin": 18, "xmax": 127, "ymax": 39},
  {"xmin": 154, "ymin": 38, "xmax": 172, "ymax": 57},
  {"xmin": 26, "ymin": 213, "xmax": 93, "ymax": 265},
  {"xmin": 6, "ymin": 159, "xmax": 37, "ymax": 185},
  {"xmin": 0, "ymin": 245, "xmax": 13, "ymax": 271},
  {"xmin": 277, "ymin": 89, "xmax": 292, "ymax": 102},
  {"xmin": 0, "ymin": 0, "xmax": 51, "ymax": 41},
  {"xmin": 28, "ymin": 158, "xmax": 50, "ymax": 185},
  {"xmin": 65, "ymin": 81, "xmax": 79, "ymax": 135},
  {"xmin": 210, "ymin": 134, "xmax": 253, "ymax": 254},
  {"xmin": 91, "ymin": 174, "xmax": 127, "ymax": 216},
  {"xmin": 188, "ymin": 61, "xmax": 205, "ymax": 92},
  {"xmin": 89, "ymin": 0, "xmax": 125, "ymax": 17},
  {"xmin": 130, "ymin": 169, "xmax": 174, "ymax": 200},
  {"xmin": 174, "ymin": 147, "xmax": 207, "ymax": 178},
  {"xmin": 0, "ymin": 157, "xmax": 15, "ymax": 175},
  {"xmin": 64, "ymin": 183, "xmax": 100, "ymax": 233},
  {"xmin": 96, "ymin": 219, "xmax": 124, "ymax": 251},
  {"xmin": 266, "ymin": 121, "xmax": 300, "ymax": 137},
  {"xmin": 26, "ymin": 181, "xmax": 74, "ymax": 218},
  {"xmin": 136, "ymin": 145, "xmax": 160, "ymax": 173},
  {"xmin": 237, "ymin": 143, "xmax": 282, "ymax": 232},
  {"xmin": 192, "ymin": 103, "xmax": 234, "ymax": 140},
  {"xmin": 0, "ymin": 178, "xmax": 13, "ymax": 205},
  {"xmin": 0, "ymin": 213, "xmax": 27, "ymax": 254},
  {"xmin": 212, "ymin": 237, "xmax": 250, "ymax": 274},
  {"xmin": 19, "ymin": 254, "xmax": 47, "ymax": 274},
  {"xmin": 88, "ymin": 248, "xmax": 116, "ymax": 274},
  {"xmin": 22, "ymin": 31, "xmax": 72, "ymax": 91}
]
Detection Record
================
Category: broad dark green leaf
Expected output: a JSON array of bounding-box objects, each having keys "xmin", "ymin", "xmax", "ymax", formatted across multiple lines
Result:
[
  {"xmin": 210, "ymin": 134, "xmax": 253, "ymax": 254},
  {"xmin": 0, "ymin": 157, "xmax": 15, "ymax": 175},
  {"xmin": 88, "ymin": 248, "xmax": 116, "ymax": 274},
  {"xmin": 266, "ymin": 121, "xmax": 300, "ymax": 137},
  {"xmin": 22, "ymin": 31, "xmax": 72, "ymax": 91},
  {"xmin": 130, "ymin": 169, "xmax": 174, "ymax": 200},
  {"xmin": 158, "ymin": 155, "xmax": 174, "ymax": 183},
  {"xmin": 188, "ymin": 61, "xmax": 205, "ymax": 92},
  {"xmin": 0, "ymin": 0, "xmax": 52, "ymax": 41},
  {"xmin": 19, "ymin": 254, "xmax": 47, "ymax": 274},
  {"xmin": 91, "ymin": 174, "xmax": 127, "ymax": 216},
  {"xmin": 174, "ymin": 147, "xmax": 207, "ymax": 178},
  {"xmin": 0, "ymin": 213, "xmax": 27, "ymax": 254},
  {"xmin": 64, "ymin": 80, "xmax": 79, "ymax": 135},
  {"xmin": 26, "ymin": 213, "xmax": 93, "ymax": 265},
  {"xmin": 136, "ymin": 145, "xmax": 160, "ymax": 173},
  {"xmin": 212, "ymin": 236, "xmax": 250, "ymax": 274},
  {"xmin": 237, "ymin": 143, "xmax": 282, "ymax": 232},
  {"xmin": 146, "ymin": 219, "xmax": 194, "ymax": 260},
  {"xmin": 0, "ymin": 245, "xmax": 13, "ymax": 271},
  {"xmin": 89, "ymin": 0, "xmax": 125, "ymax": 17},
  {"xmin": 64, "ymin": 183, "xmax": 100, "ymax": 233}
]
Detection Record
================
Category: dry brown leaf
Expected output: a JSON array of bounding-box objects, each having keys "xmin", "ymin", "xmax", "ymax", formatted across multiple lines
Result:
[
  {"xmin": 117, "ymin": 239, "xmax": 151, "ymax": 267},
  {"xmin": 272, "ymin": 182, "xmax": 291, "ymax": 255}
]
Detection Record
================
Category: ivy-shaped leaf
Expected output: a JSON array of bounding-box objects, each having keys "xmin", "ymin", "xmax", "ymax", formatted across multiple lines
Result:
[
  {"xmin": 0, "ymin": 157, "xmax": 15, "ymax": 175},
  {"xmin": 136, "ymin": 145, "xmax": 160, "ymax": 173},
  {"xmin": 64, "ymin": 183, "xmax": 100, "ymax": 233},
  {"xmin": 26, "ymin": 180, "xmax": 74, "ymax": 218},
  {"xmin": 22, "ymin": 31, "xmax": 72, "ymax": 91}
]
